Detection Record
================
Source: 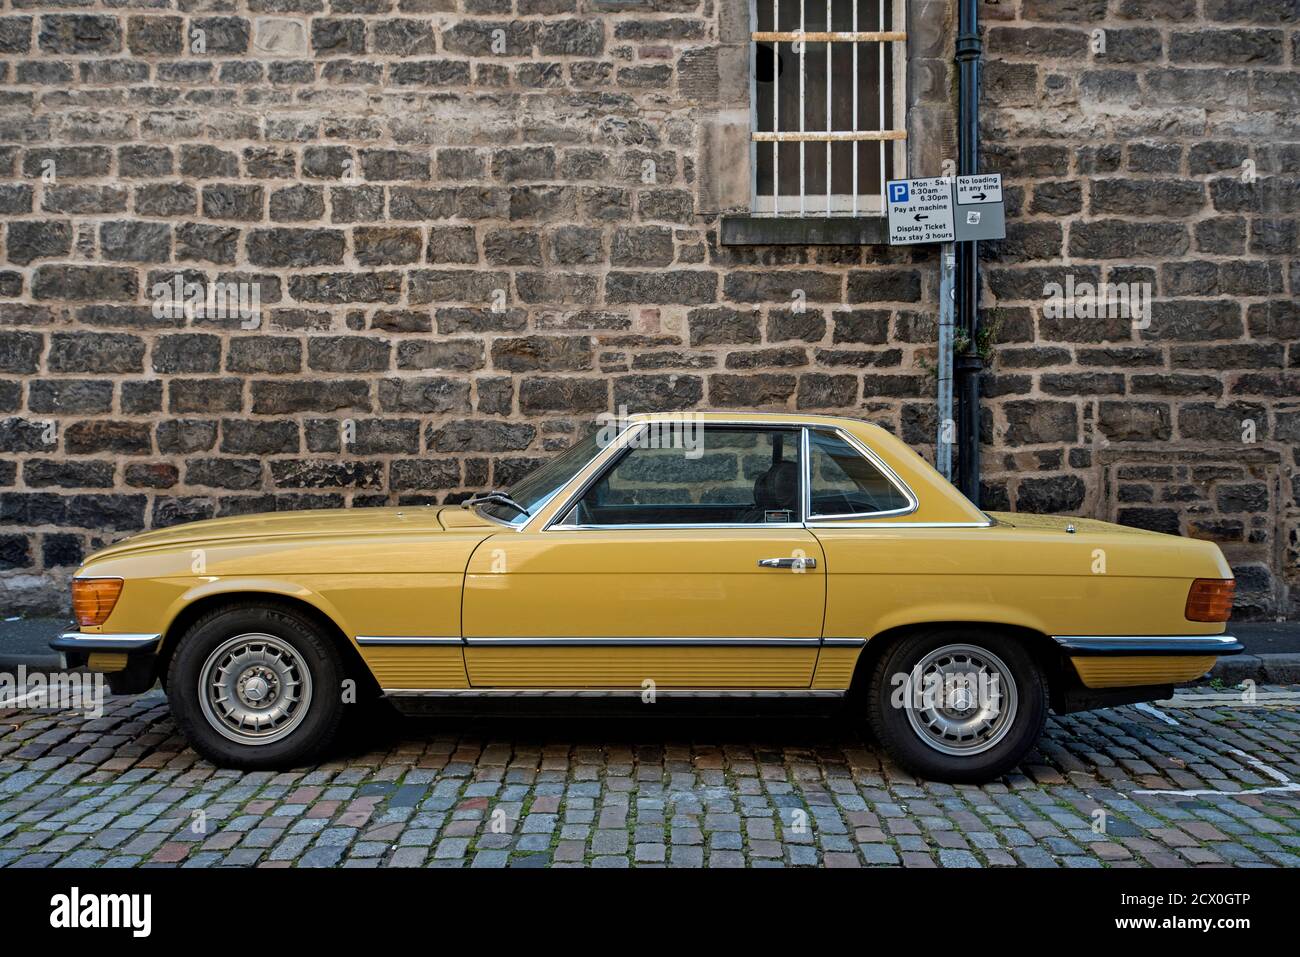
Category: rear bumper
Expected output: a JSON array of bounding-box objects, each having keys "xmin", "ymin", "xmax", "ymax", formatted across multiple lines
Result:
[
  {"xmin": 1052, "ymin": 634, "xmax": 1239, "ymax": 692},
  {"xmin": 1051, "ymin": 634, "xmax": 1242, "ymax": 656}
]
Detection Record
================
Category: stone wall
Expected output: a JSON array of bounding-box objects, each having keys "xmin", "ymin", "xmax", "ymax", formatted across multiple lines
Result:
[
  {"xmin": 0, "ymin": 0, "xmax": 1294, "ymax": 618},
  {"xmin": 979, "ymin": 0, "xmax": 1299, "ymax": 618}
]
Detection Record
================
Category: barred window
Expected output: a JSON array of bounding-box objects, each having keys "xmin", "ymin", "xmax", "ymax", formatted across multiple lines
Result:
[{"xmin": 751, "ymin": 0, "xmax": 907, "ymax": 216}]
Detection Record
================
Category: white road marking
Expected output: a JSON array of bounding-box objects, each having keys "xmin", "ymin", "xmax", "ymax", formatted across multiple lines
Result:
[
  {"xmin": 1133, "ymin": 748, "xmax": 1300, "ymax": 798},
  {"xmin": 1159, "ymin": 690, "xmax": 1300, "ymax": 708},
  {"xmin": 1133, "ymin": 702, "xmax": 1179, "ymax": 725}
]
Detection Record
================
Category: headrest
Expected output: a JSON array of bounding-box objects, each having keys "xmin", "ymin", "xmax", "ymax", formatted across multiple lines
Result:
[{"xmin": 753, "ymin": 460, "xmax": 799, "ymax": 513}]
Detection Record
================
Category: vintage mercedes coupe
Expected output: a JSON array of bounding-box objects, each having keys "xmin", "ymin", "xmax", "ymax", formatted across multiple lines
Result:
[{"xmin": 54, "ymin": 412, "xmax": 1240, "ymax": 781}]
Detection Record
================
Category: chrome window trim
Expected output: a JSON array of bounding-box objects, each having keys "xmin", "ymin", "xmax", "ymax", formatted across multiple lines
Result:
[
  {"xmin": 534, "ymin": 421, "xmax": 650, "ymax": 532},
  {"xmin": 805, "ymin": 426, "xmax": 918, "ymax": 521},
  {"xmin": 805, "ymin": 520, "xmax": 994, "ymax": 529},
  {"xmin": 546, "ymin": 522, "xmax": 809, "ymax": 532},
  {"xmin": 355, "ymin": 636, "xmax": 463, "ymax": 646},
  {"xmin": 538, "ymin": 421, "xmax": 915, "ymax": 535}
]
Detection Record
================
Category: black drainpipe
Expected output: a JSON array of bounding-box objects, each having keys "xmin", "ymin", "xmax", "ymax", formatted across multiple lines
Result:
[{"xmin": 954, "ymin": 0, "xmax": 982, "ymax": 504}]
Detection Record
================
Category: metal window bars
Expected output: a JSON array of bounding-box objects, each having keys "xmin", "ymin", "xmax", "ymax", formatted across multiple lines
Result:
[{"xmin": 751, "ymin": 0, "xmax": 907, "ymax": 217}]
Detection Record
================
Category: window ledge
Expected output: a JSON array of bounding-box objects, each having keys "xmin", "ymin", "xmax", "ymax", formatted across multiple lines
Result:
[{"xmin": 720, "ymin": 215, "xmax": 888, "ymax": 246}]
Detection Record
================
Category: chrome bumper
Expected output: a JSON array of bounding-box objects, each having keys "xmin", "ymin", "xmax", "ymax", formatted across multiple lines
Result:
[
  {"xmin": 50, "ymin": 632, "xmax": 162, "ymax": 654},
  {"xmin": 1051, "ymin": 634, "xmax": 1242, "ymax": 657}
]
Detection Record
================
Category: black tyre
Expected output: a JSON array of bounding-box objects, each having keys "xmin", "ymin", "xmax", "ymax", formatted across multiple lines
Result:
[
  {"xmin": 166, "ymin": 602, "xmax": 347, "ymax": 770},
  {"xmin": 865, "ymin": 627, "xmax": 1048, "ymax": 783}
]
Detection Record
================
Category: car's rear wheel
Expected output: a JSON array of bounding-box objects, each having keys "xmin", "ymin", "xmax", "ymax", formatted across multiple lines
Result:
[
  {"xmin": 865, "ymin": 628, "xmax": 1047, "ymax": 783},
  {"xmin": 167, "ymin": 603, "xmax": 346, "ymax": 769}
]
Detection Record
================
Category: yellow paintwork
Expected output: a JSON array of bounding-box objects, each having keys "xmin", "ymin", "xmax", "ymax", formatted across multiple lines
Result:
[
  {"xmin": 72, "ymin": 412, "xmax": 1234, "ymax": 694},
  {"xmin": 1071, "ymin": 656, "xmax": 1217, "ymax": 689},
  {"xmin": 364, "ymin": 646, "xmax": 469, "ymax": 689},
  {"xmin": 87, "ymin": 652, "xmax": 129, "ymax": 671},
  {"xmin": 463, "ymin": 647, "xmax": 818, "ymax": 688},
  {"xmin": 811, "ymin": 647, "xmax": 861, "ymax": 690}
]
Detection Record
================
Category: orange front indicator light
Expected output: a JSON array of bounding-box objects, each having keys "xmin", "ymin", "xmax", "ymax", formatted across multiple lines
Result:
[
  {"xmin": 1185, "ymin": 578, "xmax": 1235, "ymax": 623},
  {"xmin": 72, "ymin": 578, "xmax": 124, "ymax": 628}
]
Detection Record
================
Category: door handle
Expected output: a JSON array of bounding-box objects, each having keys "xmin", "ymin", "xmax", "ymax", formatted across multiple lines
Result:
[{"xmin": 758, "ymin": 557, "xmax": 816, "ymax": 569}]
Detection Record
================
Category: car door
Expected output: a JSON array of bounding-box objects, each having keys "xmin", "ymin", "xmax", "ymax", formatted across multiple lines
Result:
[{"xmin": 461, "ymin": 424, "xmax": 826, "ymax": 689}]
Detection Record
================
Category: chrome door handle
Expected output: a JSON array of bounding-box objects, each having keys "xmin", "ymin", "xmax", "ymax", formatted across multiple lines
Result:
[{"xmin": 758, "ymin": 557, "xmax": 816, "ymax": 569}]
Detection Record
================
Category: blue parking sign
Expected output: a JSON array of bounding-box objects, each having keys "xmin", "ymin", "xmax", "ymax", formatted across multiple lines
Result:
[{"xmin": 888, "ymin": 181, "xmax": 909, "ymax": 204}]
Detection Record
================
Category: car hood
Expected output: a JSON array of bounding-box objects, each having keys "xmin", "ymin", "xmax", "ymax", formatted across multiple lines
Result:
[{"xmin": 86, "ymin": 505, "xmax": 497, "ymax": 561}]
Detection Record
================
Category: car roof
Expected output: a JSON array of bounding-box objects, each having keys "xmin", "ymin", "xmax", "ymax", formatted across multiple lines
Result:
[
  {"xmin": 623, "ymin": 411, "xmax": 872, "ymax": 429},
  {"xmin": 621, "ymin": 410, "xmax": 898, "ymax": 441}
]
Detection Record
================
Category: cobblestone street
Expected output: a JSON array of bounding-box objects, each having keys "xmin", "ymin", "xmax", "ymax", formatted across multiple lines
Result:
[{"xmin": 2, "ymin": 687, "xmax": 1298, "ymax": 869}]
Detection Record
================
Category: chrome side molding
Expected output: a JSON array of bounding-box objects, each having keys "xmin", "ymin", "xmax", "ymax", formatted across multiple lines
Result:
[{"xmin": 355, "ymin": 636, "xmax": 463, "ymax": 646}]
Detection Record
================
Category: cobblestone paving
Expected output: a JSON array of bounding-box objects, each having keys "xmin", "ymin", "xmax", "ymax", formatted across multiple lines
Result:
[{"xmin": 1, "ymin": 686, "xmax": 1298, "ymax": 868}]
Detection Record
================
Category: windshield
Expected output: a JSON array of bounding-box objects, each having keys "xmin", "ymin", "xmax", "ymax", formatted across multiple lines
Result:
[{"xmin": 477, "ymin": 429, "xmax": 605, "ymax": 525}]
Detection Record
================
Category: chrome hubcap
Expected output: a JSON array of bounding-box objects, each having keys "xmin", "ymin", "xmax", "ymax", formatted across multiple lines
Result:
[
  {"xmin": 198, "ymin": 633, "xmax": 312, "ymax": 746},
  {"xmin": 902, "ymin": 643, "xmax": 1019, "ymax": 756}
]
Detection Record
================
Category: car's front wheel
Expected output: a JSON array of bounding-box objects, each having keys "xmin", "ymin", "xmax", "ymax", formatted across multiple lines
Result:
[
  {"xmin": 865, "ymin": 628, "xmax": 1048, "ymax": 783},
  {"xmin": 167, "ymin": 602, "xmax": 347, "ymax": 769}
]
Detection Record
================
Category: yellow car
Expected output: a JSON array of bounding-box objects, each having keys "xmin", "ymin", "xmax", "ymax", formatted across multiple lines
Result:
[{"xmin": 53, "ymin": 412, "xmax": 1239, "ymax": 781}]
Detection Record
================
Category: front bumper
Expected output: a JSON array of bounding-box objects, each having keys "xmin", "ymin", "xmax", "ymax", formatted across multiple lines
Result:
[
  {"xmin": 50, "ymin": 632, "xmax": 162, "ymax": 656},
  {"xmin": 49, "ymin": 632, "xmax": 162, "ymax": 694}
]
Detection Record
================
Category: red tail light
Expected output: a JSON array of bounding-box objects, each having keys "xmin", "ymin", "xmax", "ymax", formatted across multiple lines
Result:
[
  {"xmin": 1185, "ymin": 578, "xmax": 1235, "ymax": 623},
  {"xmin": 72, "ymin": 578, "xmax": 123, "ymax": 627}
]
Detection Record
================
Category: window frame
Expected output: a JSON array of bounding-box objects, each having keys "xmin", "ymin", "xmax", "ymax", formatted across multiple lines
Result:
[
  {"xmin": 803, "ymin": 426, "xmax": 916, "ymax": 522},
  {"xmin": 747, "ymin": 0, "xmax": 910, "ymax": 220},
  {"xmin": 541, "ymin": 421, "xmax": 917, "ymax": 531}
]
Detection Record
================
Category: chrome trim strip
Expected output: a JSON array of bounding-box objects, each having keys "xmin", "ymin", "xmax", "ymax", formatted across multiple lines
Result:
[
  {"xmin": 464, "ymin": 636, "xmax": 821, "ymax": 647},
  {"xmin": 805, "ymin": 520, "xmax": 995, "ymax": 528},
  {"xmin": 355, "ymin": 636, "xmax": 463, "ymax": 646},
  {"xmin": 383, "ymin": 688, "xmax": 846, "ymax": 698},
  {"xmin": 52, "ymin": 632, "xmax": 161, "ymax": 652},
  {"xmin": 548, "ymin": 522, "xmax": 808, "ymax": 531},
  {"xmin": 821, "ymin": 637, "xmax": 867, "ymax": 647}
]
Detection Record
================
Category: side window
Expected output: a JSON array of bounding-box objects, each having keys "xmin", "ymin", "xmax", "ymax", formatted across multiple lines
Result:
[
  {"xmin": 564, "ymin": 427, "xmax": 802, "ymax": 526},
  {"xmin": 808, "ymin": 429, "xmax": 910, "ymax": 518}
]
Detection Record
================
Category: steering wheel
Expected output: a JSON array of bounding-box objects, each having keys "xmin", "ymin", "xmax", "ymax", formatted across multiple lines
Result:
[{"xmin": 572, "ymin": 497, "xmax": 594, "ymax": 526}]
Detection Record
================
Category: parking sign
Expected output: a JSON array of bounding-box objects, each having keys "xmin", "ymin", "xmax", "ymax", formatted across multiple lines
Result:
[{"xmin": 885, "ymin": 177, "xmax": 956, "ymax": 245}]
